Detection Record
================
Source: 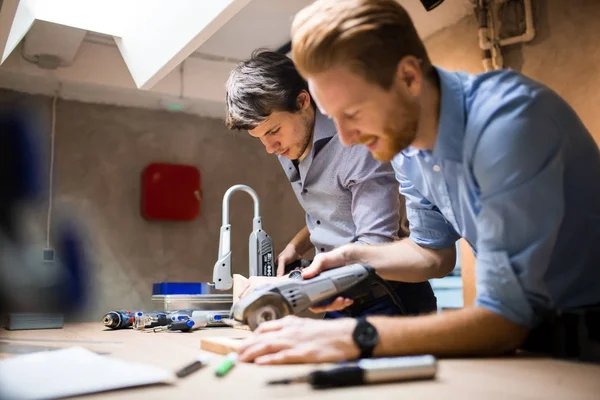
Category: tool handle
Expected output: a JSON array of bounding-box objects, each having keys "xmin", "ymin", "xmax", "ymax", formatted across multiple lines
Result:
[
  {"xmin": 309, "ymin": 355, "xmax": 437, "ymax": 388},
  {"xmin": 221, "ymin": 184, "xmax": 260, "ymax": 225},
  {"xmin": 169, "ymin": 320, "xmax": 195, "ymax": 332},
  {"xmin": 309, "ymin": 367, "xmax": 364, "ymax": 388}
]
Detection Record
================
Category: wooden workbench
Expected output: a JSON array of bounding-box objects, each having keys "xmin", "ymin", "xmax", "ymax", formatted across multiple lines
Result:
[{"xmin": 1, "ymin": 323, "xmax": 599, "ymax": 399}]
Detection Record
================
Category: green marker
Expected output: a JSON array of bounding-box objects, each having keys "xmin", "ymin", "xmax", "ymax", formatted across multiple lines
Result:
[{"xmin": 215, "ymin": 352, "xmax": 238, "ymax": 377}]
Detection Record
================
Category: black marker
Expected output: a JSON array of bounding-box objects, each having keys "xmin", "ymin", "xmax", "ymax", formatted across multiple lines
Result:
[
  {"xmin": 175, "ymin": 355, "xmax": 210, "ymax": 378},
  {"xmin": 268, "ymin": 355, "xmax": 437, "ymax": 389}
]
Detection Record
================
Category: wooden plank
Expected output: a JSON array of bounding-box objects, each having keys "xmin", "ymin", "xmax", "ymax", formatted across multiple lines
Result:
[
  {"xmin": 232, "ymin": 274, "xmax": 279, "ymax": 305},
  {"xmin": 3, "ymin": 323, "xmax": 600, "ymax": 398},
  {"xmin": 200, "ymin": 336, "xmax": 246, "ymax": 355}
]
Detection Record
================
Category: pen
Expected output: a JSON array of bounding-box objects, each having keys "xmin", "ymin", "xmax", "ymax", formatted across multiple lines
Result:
[
  {"xmin": 175, "ymin": 355, "xmax": 210, "ymax": 378},
  {"xmin": 215, "ymin": 352, "xmax": 238, "ymax": 377}
]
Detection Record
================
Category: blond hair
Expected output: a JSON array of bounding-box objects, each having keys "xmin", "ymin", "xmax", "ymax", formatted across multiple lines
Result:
[{"xmin": 291, "ymin": 0, "xmax": 431, "ymax": 89}]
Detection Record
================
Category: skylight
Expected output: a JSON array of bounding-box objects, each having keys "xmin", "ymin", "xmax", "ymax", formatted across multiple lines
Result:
[{"xmin": 0, "ymin": 0, "xmax": 251, "ymax": 88}]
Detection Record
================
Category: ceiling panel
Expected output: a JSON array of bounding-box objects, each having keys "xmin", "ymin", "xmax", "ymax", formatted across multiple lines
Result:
[
  {"xmin": 197, "ymin": 0, "xmax": 474, "ymax": 60},
  {"xmin": 197, "ymin": 0, "xmax": 313, "ymax": 59}
]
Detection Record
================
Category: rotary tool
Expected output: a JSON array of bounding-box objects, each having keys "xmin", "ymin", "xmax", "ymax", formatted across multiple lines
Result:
[{"xmin": 229, "ymin": 264, "xmax": 406, "ymax": 330}]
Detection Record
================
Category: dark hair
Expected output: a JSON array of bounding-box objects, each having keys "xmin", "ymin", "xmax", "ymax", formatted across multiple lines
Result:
[{"xmin": 225, "ymin": 49, "xmax": 311, "ymax": 130}]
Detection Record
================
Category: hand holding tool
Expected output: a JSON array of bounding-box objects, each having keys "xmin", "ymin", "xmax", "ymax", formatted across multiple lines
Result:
[{"xmin": 229, "ymin": 264, "xmax": 406, "ymax": 330}]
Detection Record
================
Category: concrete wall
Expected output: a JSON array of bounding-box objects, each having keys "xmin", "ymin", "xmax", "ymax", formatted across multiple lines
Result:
[
  {"xmin": 0, "ymin": 89, "xmax": 306, "ymax": 320},
  {"xmin": 424, "ymin": 0, "xmax": 600, "ymax": 144}
]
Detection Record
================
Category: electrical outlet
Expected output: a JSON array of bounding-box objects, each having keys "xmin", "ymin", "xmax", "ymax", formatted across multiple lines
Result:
[{"xmin": 43, "ymin": 248, "xmax": 55, "ymax": 262}]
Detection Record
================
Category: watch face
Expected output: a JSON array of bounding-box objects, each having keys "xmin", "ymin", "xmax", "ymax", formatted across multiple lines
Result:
[{"xmin": 356, "ymin": 321, "xmax": 379, "ymax": 347}]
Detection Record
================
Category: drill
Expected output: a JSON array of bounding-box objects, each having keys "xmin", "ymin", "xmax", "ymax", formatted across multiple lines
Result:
[{"xmin": 102, "ymin": 310, "xmax": 137, "ymax": 329}]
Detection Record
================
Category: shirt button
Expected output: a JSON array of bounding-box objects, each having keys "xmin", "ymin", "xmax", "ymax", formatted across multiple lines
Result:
[
  {"xmin": 316, "ymin": 220, "xmax": 321, "ymax": 225},
  {"xmin": 302, "ymin": 189, "xmax": 308, "ymax": 194},
  {"xmin": 320, "ymin": 248, "xmax": 325, "ymax": 252},
  {"xmin": 433, "ymin": 165, "xmax": 441, "ymax": 172}
]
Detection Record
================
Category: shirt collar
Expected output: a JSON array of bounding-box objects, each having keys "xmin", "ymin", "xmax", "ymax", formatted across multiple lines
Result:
[
  {"xmin": 313, "ymin": 107, "xmax": 336, "ymax": 143},
  {"xmin": 400, "ymin": 66, "xmax": 466, "ymax": 163},
  {"xmin": 311, "ymin": 107, "xmax": 337, "ymax": 156},
  {"xmin": 432, "ymin": 66, "xmax": 467, "ymax": 163}
]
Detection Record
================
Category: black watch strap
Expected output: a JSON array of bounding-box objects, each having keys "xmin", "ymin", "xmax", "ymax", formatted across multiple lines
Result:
[{"xmin": 352, "ymin": 316, "xmax": 379, "ymax": 358}]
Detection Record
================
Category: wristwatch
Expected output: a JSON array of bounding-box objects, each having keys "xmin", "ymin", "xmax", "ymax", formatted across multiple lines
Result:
[{"xmin": 352, "ymin": 316, "xmax": 379, "ymax": 358}]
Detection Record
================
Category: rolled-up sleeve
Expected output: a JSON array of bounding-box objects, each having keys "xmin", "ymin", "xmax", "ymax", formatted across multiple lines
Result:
[
  {"xmin": 395, "ymin": 165, "xmax": 460, "ymax": 249},
  {"xmin": 342, "ymin": 146, "xmax": 401, "ymax": 245},
  {"xmin": 472, "ymin": 100, "xmax": 564, "ymax": 328}
]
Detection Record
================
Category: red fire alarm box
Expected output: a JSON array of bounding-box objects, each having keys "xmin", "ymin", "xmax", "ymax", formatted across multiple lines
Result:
[{"xmin": 141, "ymin": 163, "xmax": 201, "ymax": 221}]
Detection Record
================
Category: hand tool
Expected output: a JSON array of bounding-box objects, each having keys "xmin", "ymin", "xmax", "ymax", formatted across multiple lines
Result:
[
  {"xmin": 168, "ymin": 319, "xmax": 195, "ymax": 332},
  {"xmin": 102, "ymin": 310, "xmax": 137, "ymax": 329},
  {"xmin": 267, "ymin": 355, "xmax": 437, "ymax": 388},
  {"xmin": 166, "ymin": 310, "xmax": 212, "ymax": 331},
  {"xmin": 211, "ymin": 185, "xmax": 274, "ymax": 291},
  {"xmin": 132, "ymin": 311, "xmax": 169, "ymax": 330},
  {"xmin": 229, "ymin": 264, "xmax": 406, "ymax": 330},
  {"xmin": 168, "ymin": 309, "xmax": 230, "ymax": 327}
]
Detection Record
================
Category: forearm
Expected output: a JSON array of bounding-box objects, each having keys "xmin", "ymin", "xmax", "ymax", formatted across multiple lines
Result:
[
  {"xmin": 288, "ymin": 225, "xmax": 312, "ymax": 256},
  {"xmin": 369, "ymin": 307, "xmax": 530, "ymax": 357},
  {"xmin": 344, "ymin": 239, "xmax": 456, "ymax": 282}
]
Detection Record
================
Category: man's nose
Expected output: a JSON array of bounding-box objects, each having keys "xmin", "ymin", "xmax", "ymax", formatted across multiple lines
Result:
[
  {"xmin": 262, "ymin": 137, "xmax": 280, "ymax": 154},
  {"xmin": 335, "ymin": 120, "xmax": 359, "ymax": 146}
]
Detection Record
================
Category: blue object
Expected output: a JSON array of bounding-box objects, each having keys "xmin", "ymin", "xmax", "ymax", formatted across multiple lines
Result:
[
  {"xmin": 152, "ymin": 282, "xmax": 210, "ymax": 295},
  {"xmin": 393, "ymin": 66, "xmax": 600, "ymax": 328}
]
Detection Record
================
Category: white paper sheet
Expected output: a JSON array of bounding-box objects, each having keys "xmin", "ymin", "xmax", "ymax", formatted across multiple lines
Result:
[{"xmin": 0, "ymin": 346, "xmax": 175, "ymax": 399}]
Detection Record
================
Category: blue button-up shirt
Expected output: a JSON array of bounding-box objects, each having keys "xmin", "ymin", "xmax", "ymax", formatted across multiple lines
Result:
[
  {"xmin": 278, "ymin": 109, "xmax": 402, "ymax": 254},
  {"xmin": 392, "ymin": 67, "xmax": 600, "ymax": 328}
]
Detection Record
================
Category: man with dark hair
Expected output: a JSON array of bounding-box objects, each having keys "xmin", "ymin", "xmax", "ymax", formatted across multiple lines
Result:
[
  {"xmin": 225, "ymin": 49, "xmax": 439, "ymax": 319},
  {"xmin": 235, "ymin": 0, "xmax": 600, "ymax": 365}
]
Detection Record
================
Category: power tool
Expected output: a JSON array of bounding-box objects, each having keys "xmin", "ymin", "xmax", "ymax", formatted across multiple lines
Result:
[
  {"xmin": 229, "ymin": 264, "xmax": 406, "ymax": 330},
  {"xmin": 211, "ymin": 184, "xmax": 275, "ymax": 291},
  {"xmin": 102, "ymin": 310, "xmax": 137, "ymax": 329}
]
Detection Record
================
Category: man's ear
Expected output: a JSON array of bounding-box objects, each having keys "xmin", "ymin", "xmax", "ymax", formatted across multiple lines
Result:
[
  {"xmin": 394, "ymin": 56, "xmax": 423, "ymax": 97},
  {"xmin": 297, "ymin": 90, "xmax": 311, "ymax": 111}
]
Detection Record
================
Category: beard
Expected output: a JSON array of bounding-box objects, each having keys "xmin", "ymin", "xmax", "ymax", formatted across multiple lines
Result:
[
  {"xmin": 290, "ymin": 113, "xmax": 314, "ymax": 160},
  {"xmin": 367, "ymin": 88, "xmax": 419, "ymax": 162}
]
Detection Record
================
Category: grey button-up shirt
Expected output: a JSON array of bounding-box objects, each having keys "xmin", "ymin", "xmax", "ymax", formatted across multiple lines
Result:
[{"xmin": 278, "ymin": 109, "xmax": 402, "ymax": 254}]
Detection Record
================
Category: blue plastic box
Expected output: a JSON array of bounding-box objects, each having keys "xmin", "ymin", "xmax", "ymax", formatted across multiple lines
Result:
[{"xmin": 152, "ymin": 282, "xmax": 211, "ymax": 295}]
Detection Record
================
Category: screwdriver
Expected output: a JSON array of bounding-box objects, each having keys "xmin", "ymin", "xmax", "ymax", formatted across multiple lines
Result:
[{"xmin": 268, "ymin": 355, "xmax": 437, "ymax": 388}]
